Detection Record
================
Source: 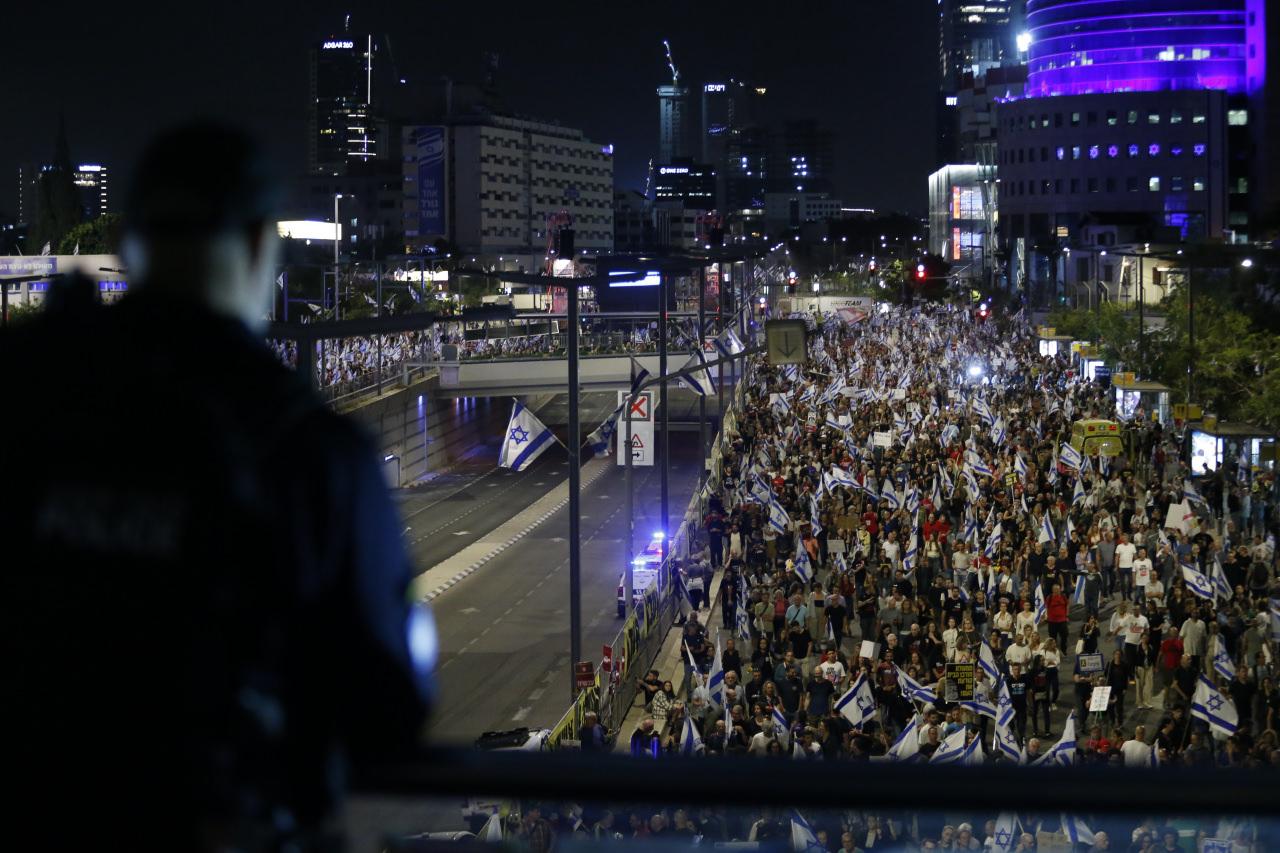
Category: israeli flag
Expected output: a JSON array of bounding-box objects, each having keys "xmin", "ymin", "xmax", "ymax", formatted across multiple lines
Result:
[
  {"xmin": 895, "ymin": 664, "xmax": 938, "ymax": 705},
  {"xmin": 966, "ymin": 450, "xmax": 994, "ymax": 478},
  {"xmin": 930, "ymin": 476, "xmax": 943, "ymax": 510},
  {"xmin": 1183, "ymin": 479, "xmax": 1209, "ymax": 509},
  {"xmin": 1014, "ymin": 453, "xmax": 1028, "ymax": 481},
  {"xmin": 772, "ymin": 706, "xmax": 791, "ymax": 747},
  {"xmin": 771, "ymin": 393, "xmax": 792, "ymax": 417},
  {"xmin": 736, "ymin": 595, "xmax": 752, "ymax": 643},
  {"xmin": 1066, "ymin": 515, "xmax": 1076, "ymax": 539},
  {"xmin": 928, "ymin": 727, "xmax": 970, "ymax": 764},
  {"xmin": 1181, "ymin": 564, "xmax": 1215, "ymax": 600},
  {"xmin": 938, "ymin": 463, "xmax": 954, "ymax": 497},
  {"xmin": 1072, "ymin": 574, "xmax": 1087, "ymax": 607},
  {"xmin": 991, "ymin": 813, "xmax": 1022, "ymax": 853},
  {"xmin": 830, "ymin": 465, "xmax": 855, "ymax": 490},
  {"xmin": 962, "ymin": 466, "xmax": 981, "ymax": 498},
  {"xmin": 682, "ymin": 350, "xmax": 717, "ymax": 396},
  {"xmin": 1191, "ymin": 674, "xmax": 1239, "ymax": 736},
  {"xmin": 835, "ymin": 672, "xmax": 876, "ymax": 727},
  {"xmin": 939, "ymin": 424, "xmax": 960, "ymax": 446},
  {"xmin": 960, "ymin": 732, "xmax": 985, "ymax": 766},
  {"xmin": 793, "ymin": 538, "xmax": 813, "ymax": 584},
  {"xmin": 809, "ymin": 496, "xmax": 823, "ymax": 537},
  {"xmin": 902, "ymin": 528, "xmax": 918, "ymax": 575},
  {"xmin": 880, "ymin": 473, "xmax": 901, "ymax": 507},
  {"xmin": 887, "ymin": 714, "xmax": 922, "ymax": 761},
  {"xmin": 824, "ymin": 412, "xmax": 846, "ymax": 433},
  {"xmin": 973, "ymin": 398, "xmax": 995, "ymax": 426},
  {"xmin": 585, "ymin": 408, "xmax": 621, "ymax": 459},
  {"xmin": 1038, "ymin": 513, "xmax": 1056, "ymax": 544},
  {"xmin": 994, "ymin": 709, "xmax": 1022, "ymax": 762},
  {"xmin": 713, "ymin": 326, "xmax": 746, "ymax": 357},
  {"xmin": 1211, "ymin": 556, "xmax": 1233, "ymax": 601},
  {"xmin": 978, "ymin": 637, "xmax": 1001, "ymax": 681},
  {"xmin": 1060, "ymin": 442, "xmax": 1083, "ymax": 471},
  {"xmin": 984, "ymin": 522, "xmax": 1004, "ymax": 560},
  {"xmin": 790, "ymin": 811, "xmax": 823, "ymax": 853},
  {"xmin": 990, "ymin": 418, "xmax": 1007, "ymax": 447},
  {"xmin": 1061, "ymin": 815, "xmax": 1095, "ymax": 847},
  {"xmin": 767, "ymin": 499, "xmax": 792, "ymax": 534},
  {"xmin": 1211, "ymin": 635, "xmax": 1236, "ymax": 681},
  {"xmin": 1072, "ymin": 476, "xmax": 1087, "ymax": 507},
  {"xmin": 1034, "ymin": 584, "xmax": 1047, "ymax": 625},
  {"xmin": 905, "ymin": 486, "xmax": 921, "ymax": 514},
  {"xmin": 499, "ymin": 400, "xmax": 557, "ymax": 471},
  {"xmin": 1032, "ymin": 711, "xmax": 1077, "ymax": 767},
  {"xmin": 681, "ymin": 712, "xmax": 705, "ymax": 756}
]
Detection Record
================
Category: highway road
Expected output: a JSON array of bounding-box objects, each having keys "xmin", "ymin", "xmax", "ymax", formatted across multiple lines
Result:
[{"xmin": 412, "ymin": 435, "xmax": 702, "ymax": 744}]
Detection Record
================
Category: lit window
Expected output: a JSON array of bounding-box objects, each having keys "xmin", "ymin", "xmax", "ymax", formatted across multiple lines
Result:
[
  {"xmin": 1148, "ymin": 177, "xmax": 1161, "ymax": 192},
  {"xmin": 1148, "ymin": 112, "xmax": 1161, "ymax": 125},
  {"xmin": 1106, "ymin": 111, "xmax": 1118, "ymax": 126},
  {"xmin": 1227, "ymin": 109, "xmax": 1248, "ymax": 126},
  {"xmin": 1127, "ymin": 110, "xmax": 1138, "ymax": 125},
  {"xmin": 1056, "ymin": 147, "xmax": 1065, "ymax": 161},
  {"xmin": 1128, "ymin": 144, "xmax": 1140, "ymax": 158},
  {"xmin": 1071, "ymin": 112, "xmax": 1081, "ymax": 126},
  {"xmin": 1089, "ymin": 145, "xmax": 1100, "ymax": 160},
  {"xmin": 1107, "ymin": 144, "xmax": 1119, "ymax": 158},
  {"xmin": 1170, "ymin": 110, "xmax": 1183, "ymax": 125},
  {"xmin": 1193, "ymin": 178, "xmax": 1205, "ymax": 191},
  {"xmin": 1149, "ymin": 144, "xmax": 1161, "ymax": 157},
  {"xmin": 1192, "ymin": 113, "xmax": 1206, "ymax": 124},
  {"xmin": 1072, "ymin": 146, "xmax": 1081, "ymax": 160}
]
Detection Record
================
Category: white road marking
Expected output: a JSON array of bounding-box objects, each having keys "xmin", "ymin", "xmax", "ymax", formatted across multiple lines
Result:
[
  {"xmin": 460, "ymin": 607, "xmax": 479, "ymax": 615},
  {"xmin": 451, "ymin": 530, "xmax": 471, "ymax": 536},
  {"xmin": 511, "ymin": 707, "xmax": 531, "ymax": 722},
  {"xmin": 527, "ymin": 688, "xmax": 545, "ymax": 701}
]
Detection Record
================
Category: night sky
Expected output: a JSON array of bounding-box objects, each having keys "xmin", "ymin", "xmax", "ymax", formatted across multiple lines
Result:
[{"xmin": 4, "ymin": 0, "xmax": 938, "ymax": 219}]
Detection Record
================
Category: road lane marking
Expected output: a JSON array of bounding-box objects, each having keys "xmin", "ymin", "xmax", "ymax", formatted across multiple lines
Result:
[{"xmin": 512, "ymin": 707, "xmax": 531, "ymax": 722}]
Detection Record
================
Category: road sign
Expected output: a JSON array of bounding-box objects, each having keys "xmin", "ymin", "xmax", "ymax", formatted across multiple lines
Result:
[
  {"xmin": 618, "ymin": 390, "xmax": 654, "ymax": 423},
  {"xmin": 618, "ymin": 422, "xmax": 654, "ymax": 467},
  {"xmin": 945, "ymin": 662, "xmax": 976, "ymax": 701},
  {"xmin": 765, "ymin": 319, "xmax": 807, "ymax": 365}
]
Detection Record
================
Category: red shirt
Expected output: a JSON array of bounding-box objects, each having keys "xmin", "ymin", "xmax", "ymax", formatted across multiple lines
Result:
[
  {"xmin": 862, "ymin": 510, "xmax": 879, "ymax": 536},
  {"xmin": 1160, "ymin": 636, "xmax": 1184, "ymax": 671},
  {"xmin": 1046, "ymin": 593, "xmax": 1069, "ymax": 624}
]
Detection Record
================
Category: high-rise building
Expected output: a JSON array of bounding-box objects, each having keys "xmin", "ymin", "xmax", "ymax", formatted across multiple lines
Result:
[
  {"xmin": 653, "ymin": 159, "xmax": 716, "ymax": 210},
  {"xmin": 308, "ymin": 30, "xmax": 379, "ymax": 176},
  {"xmin": 657, "ymin": 84, "xmax": 692, "ymax": 164},
  {"xmin": 770, "ymin": 120, "xmax": 835, "ymax": 195},
  {"xmin": 72, "ymin": 165, "xmax": 109, "ymax": 220},
  {"xmin": 402, "ymin": 115, "xmax": 613, "ymax": 263},
  {"xmin": 937, "ymin": 0, "xmax": 1025, "ymax": 165},
  {"xmin": 700, "ymin": 79, "xmax": 768, "ymax": 210},
  {"xmin": 17, "ymin": 163, "xmax": 39, "ymax": 225},
  {"xmin": 995, "ymin": 0, "xmax": 1267, "ymax": 299}
]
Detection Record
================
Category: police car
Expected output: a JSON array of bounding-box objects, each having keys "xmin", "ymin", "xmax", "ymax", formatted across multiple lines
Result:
[{"xmin": 617, "ymin": 532, "xmax": 666, "ymax": 617}]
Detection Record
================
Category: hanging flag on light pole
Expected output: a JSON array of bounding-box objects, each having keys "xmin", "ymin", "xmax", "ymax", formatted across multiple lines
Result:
[{"xmin": 499, "ymin": 400, "xmax": 558, "ymax": 471}]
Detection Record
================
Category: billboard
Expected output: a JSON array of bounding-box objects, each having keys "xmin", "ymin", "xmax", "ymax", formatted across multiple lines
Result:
[
  {"xmin": 412, "ymin": 126, "xmax": 447, "ymax": 237},
  {"xmin": 0, "ymin": 257, "xmax": 56, "ymax": 276}
]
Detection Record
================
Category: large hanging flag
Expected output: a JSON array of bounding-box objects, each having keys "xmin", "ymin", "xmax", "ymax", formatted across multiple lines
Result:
[
  {"xmin": 1191, "ymin": 674, "xmax": 1239, "ymax": 737},
  {"xmin": 499, "ymin": 400, "xmax": 557, "ymax": 471},
  {"xmin": 713, "ymin": 326, "xmax": 746, "ymax": 358},
  {"xmin": 585, "ymin": 408, "xmax": 621, "ymax": 459},
  {"xmin": 681, "ymin": 349, "xmax": 717, "ymax": 396}
]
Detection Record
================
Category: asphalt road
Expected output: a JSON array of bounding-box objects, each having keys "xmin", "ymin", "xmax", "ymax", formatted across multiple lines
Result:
[{"xmin": 421, "ymin": 435, "xmax": 702, "ymax": 744}]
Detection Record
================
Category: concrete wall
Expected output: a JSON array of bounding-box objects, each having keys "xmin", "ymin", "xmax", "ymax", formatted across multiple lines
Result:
[{"xmin": 441, "ymin": 352, "xmax": 684, "ymax": 391}]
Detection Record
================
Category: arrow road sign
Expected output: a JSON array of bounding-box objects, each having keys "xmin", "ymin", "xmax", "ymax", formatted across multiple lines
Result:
[{"xmin": 766, "ymin": 319, "xmax": 807, "ymax": 365}]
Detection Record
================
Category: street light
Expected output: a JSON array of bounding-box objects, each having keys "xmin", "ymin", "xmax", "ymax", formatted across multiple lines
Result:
[{"xmin": 1241, "ymin": 258, "xmax": 1254, "ymax": 268}]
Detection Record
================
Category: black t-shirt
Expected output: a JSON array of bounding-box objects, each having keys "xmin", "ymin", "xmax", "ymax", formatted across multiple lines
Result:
[
  {"xmin": 806, "ymin": 677, "xmax": 837, "ymax": 717},
  {"xmin": 1008, "ymin": 675, "xmax": 1029, "ymax": 709}
]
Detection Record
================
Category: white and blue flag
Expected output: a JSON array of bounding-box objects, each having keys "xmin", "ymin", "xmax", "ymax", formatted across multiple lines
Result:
[
  {"xmin": 499, "ymin": 400, "xmax": 557, "ymax": 471},
  {"xmin": 585, "ymin": 408, "xmax": 620, "ymax": 459},
  {"xmin": 680, "ymin": 711, "xmax": 704, "ymax": 756},
  {"xmin": 991, "ymin": 813, "xmax": 1022, "ymax": 853},
  {"xmin": 895, "ymin": 665, "xmax": 938, "ymax": 705},
  {"xmin": 790, "ymin": 811, "xmax": 823, "ymax": 853},
  {"xmin": 1072, "ymin": 476, "xmax": 1087, "ymax": 507},
  {"xmin": 1038, "ymin": 513, "xmax": 1056, "ymax": 544},
  {"xmin": 1211, "ymin": 635, "xmax": 1236, "ymax": 681},
  {"xmin": 1061, "ymin": 815, "xmax": 1095, "ymax": 847},
  {"xmin": 928, "ymin": 727, "xmax": 970, "ymax": 764},
  {"xmin": 886, "ymin": 714, "xmax": 921, "ymax": 762},
  {"xmin": 835, "ymin": 672, "xmax": 877, "ymax": 727},
  {"xmin": 1191, "ymin": 673, "xmax": 1239, "ymax": 737},
  {"xmin": 1072, "ymin": 574, "xmax": 1087, "ymax": 607},
  {"xmin": 1060, "ymin": 442, "xmax": 1083, "ymax": 471},
  {"xmin": 1181, "ymin": 564, "xmax": 1215, "ymax": 600},
  {"xmin": 1031, "ymin": 711, "xmax": 1077, "ymax": 767},
  {"xmin": 681, "ymin": 349, "xmax": 717, "ymax": 396}
]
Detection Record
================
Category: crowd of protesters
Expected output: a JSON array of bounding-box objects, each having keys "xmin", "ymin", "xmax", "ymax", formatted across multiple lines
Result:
[
  {"xmin": 268, "ymin": 331, "xmax": 435, "ymax": 388},
  {"xmin": 627, "ymin": 303, "xmax": 1278, "ymax": 774}
]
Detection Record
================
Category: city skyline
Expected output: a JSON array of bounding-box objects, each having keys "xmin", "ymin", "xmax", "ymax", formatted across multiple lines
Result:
[{"xmin": 2, "ymin": 0, "xmax": 938, "ymax": 218}]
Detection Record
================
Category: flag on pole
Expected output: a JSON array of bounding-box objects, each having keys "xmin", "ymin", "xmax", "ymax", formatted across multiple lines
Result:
[
  {"xmin": 978, "ymin": 637, "xmax": 1000, "ymax": 681},
  {"xmin": 887, "ymin": 714, "xmax": 922, "ymax": 762},
  {"xmin": 880, "ymin": 480, "xmax": 901, "ymax": 510},
  {"xmin": 1072, "ymin": 574, "xmax": 1087, "ymax": 607},
  {"xmin": 499, "ymin": 401, "xmax": 557, "ymax": 471},
  {"xmin": 991, "ymin": 813, "xmax": 1022, "ymax": 853},
  {"xmin": 1061, "ymin": 815, "xmax": 1095, "ymax": 847},
  {"xmin": 713, "ymin": 326, "xmax": 746, "ymax": 357},
  {"xmin": 585, "ymin": 408, "xmax": 621, "ymax": 459},
  {"xmin": 276, "ymin": 271, "xmax": 287, "ymax": 290},
  {"xmin": 928, "ymin": 727, "xmax": 970, "ymax": 764},
  {"xmin": 1211, "ymin": 556, "xmax": 1233, "ymax": 602},
  {"xmin": 994, "ymin": 680, "xmax": 1021, "ymax": 761},
  {"xmin": 72, "ymin": 242, "xmax": 80, "ymax": 256},
  {"xmin": 707, "ymin": 636, "xmax": 725, "ymax": 708},
  {"xmin": 681, "ymin": 350, "xmax": 717, "ymax": 396},
  {"xmin": 1034, "ymin": 584, "xmax": 1047, "ymax": 625},
  {"xmin": 1014, "ymin": 453, "xmax": 1028, "ymax": 481},
  {"xmin": 1038, "ymin": 513, "xmax": 1056, "ymax": 544},
  {"xmin": 771, "ymin": 706, "xmax": 791, "ymax": 747},
  {"xmin": 790, "ymin": 812, "xmax": 823, "ymax": 853},
  {"xmin": 793, "ymin": 537, "xmax": 813, "ymax": 584},
  {"xmin": 835, "ymin": 672, "xmax": 876, "ymax": 727},
  {"xmin": 40, "ymin": 241, "xmax": 51, "ymax": 256},
  {"xmin": 681, "ymin": 712, "xmax": 705, "ymax": 756},
  {"xmin": 1059, "ymin": 442, "xmax": 1083, "ymax": 471},
  {"xmin": 1031, "ymin": 711, "xmax": 1077, "ymax": 767},
  {"xmin": 1181, "ymin": 564, "xmax": 1215, "ymax": 600},
  {"xmin": 1211, "ymin": 635, "xmax": 1236, "ymax": 681},
  {"xmin": 1072, "ymin": 476, "xmax": 1087, "ymax": 507},
  {"xmin": 895, "ymin": 664, "xmax": 938, "ymax": 704},
  {"xmin": 1191, "ymin": 674, "xmax": 1239, "ymax": 737}
]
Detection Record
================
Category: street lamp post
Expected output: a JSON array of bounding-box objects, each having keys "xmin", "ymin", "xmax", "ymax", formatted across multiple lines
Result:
[
  {"xmin": 698, "ymin": 264, "xmax": 707, "ymax": 484},
  {"xmin": 659, "ymin": 272, "xmax": 669, "ymax": 538},
  {"xmin": 566, "ymin": 263, "xmax": 582, "ymax": 698}
]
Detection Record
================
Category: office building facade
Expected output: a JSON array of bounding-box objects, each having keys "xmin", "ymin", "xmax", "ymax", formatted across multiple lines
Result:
[
  {"xmin": 308, "ymin": 34, "xmax": 378, "ymax": 176},
  {"xmin": 653, "ymin": 159, "xmax": 715, "ymax": 210},
  {"xmin": 657, "ymin": 84, "xmax": 692, "ymax": 164},
  {"xmin": 403, "ymin": 115, "xmax": 613, "ymax": 263}
]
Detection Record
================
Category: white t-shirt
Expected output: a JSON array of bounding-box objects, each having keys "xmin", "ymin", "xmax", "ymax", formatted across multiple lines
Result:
[
  {"xmin": 818, "ymin": 660, "xmax": 847, "ymax": 683},
  {"xmin": 1006, "ymin": 642, "xmax": 1032, "ymax": 667},
  {"xmin": 1115, "ymin": 542, "xmax": 1137, "ymax": 570},
  {"xmin": 1125, "ymin": 614, "xmax": 1149, "ymax": 645},
  {"xmin": 1110, "ymin": 612, "xmax": 1132, "ymax": 641},
  {"xmin": 1133, "ymin": 557, "xmax": 1154, "ymax": 587},
  {"xmin": 1120, "ymin": 738, "xmax": 1152, "ymax": 767}
]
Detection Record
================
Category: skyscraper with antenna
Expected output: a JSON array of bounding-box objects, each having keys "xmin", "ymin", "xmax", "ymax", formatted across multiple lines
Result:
[{"xmin": 656, "ymin": 39, "xmax": 691, "ymax": 163}]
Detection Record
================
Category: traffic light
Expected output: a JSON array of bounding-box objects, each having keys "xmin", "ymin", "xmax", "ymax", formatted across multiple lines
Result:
[{"xmin": 916, "ymin": 263, "xmax": 926, "ymax": 281}]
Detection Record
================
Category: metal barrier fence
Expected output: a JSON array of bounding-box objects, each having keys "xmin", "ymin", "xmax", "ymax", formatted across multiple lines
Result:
[{"xmin": 543, "ymin": 356, "xmax": 754, "ymax": 750}]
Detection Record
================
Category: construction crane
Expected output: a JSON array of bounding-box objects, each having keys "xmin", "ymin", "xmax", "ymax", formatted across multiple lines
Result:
[
  {"xmin": 662, "ymin": 39, "xmax": 679, "ymax": 85},
  {"xmin": 644, "ymin": 158, "xmax": 654, "ymax": 200}
]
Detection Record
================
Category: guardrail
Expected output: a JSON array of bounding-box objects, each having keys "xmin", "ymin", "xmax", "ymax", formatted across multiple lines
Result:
[{"xmin": 543, "ymin": 356, "xmax": 753, "ymax": 750}]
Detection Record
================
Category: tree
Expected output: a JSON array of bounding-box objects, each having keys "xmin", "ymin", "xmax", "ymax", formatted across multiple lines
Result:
[{"xmin": 56, "ymin": 214, "xmax": 122, "ymax": 256}]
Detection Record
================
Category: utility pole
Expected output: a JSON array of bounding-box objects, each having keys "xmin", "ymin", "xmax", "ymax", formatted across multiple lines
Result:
[
  {"xmin": 566, "ymin": 232, "xmax": 582, "ymax": 698},
  {"xmin": 659, "ymin": 272, "xmax": 669, "ymax": 537}
]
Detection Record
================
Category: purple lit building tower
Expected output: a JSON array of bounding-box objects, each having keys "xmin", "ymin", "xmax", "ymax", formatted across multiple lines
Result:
[{"xmin": 995, "ymin": 0, "xmax": 1271, "ymax": 302}]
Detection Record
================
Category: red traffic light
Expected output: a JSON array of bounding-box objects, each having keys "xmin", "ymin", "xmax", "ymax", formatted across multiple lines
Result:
[{"xmin": 915, "ymin": 264, "xmax": 926, "ymax": 281}]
